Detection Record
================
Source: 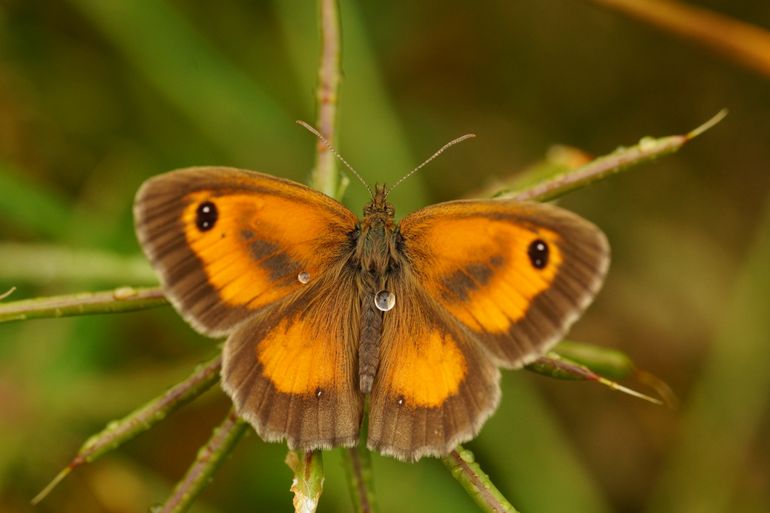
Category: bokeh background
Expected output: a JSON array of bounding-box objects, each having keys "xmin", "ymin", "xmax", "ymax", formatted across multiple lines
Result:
[{"xmin": 1, "ymin": 1, "xmax": 769, "ymax": 512}]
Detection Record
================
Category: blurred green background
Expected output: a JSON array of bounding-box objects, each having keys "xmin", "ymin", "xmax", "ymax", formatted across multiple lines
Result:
[{"xmin": 1, "ymin": 1, "xmax": 769, "ymax": 512}]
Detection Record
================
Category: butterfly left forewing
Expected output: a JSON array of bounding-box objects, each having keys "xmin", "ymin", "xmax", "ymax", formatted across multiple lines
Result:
[
  {"xmin": 134, "ymin": 166, "xmax": 357, "ymax": 336},
  {"xmin": 367, "ymin": 271, "xmax": 500, "ymax": 460},
  {"xmin": 399, "ymin": 199, "xmax": 609, "ymax": 368}
]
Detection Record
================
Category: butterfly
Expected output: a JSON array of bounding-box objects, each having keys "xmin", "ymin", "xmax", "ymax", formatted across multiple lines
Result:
[{"xmin": 134, "ymin": 162, "xmax": 609, "ymax": 461}]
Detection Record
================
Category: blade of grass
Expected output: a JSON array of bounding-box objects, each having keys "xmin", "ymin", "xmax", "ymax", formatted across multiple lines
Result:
[
  {"xmin": 646, "ymin": 191, "xmax": 770, "ymax": 512},
  {"xmin": 0, "ymin": 243, "xmax": 156, "ymax": 286},
  {"xmin": 476, "ymin": 375, "xmax": 611, "ymax": 513},
  {"xmin": 588, "ymin": 0, "xmax": 770, "ymax": 80},
  {"xmin": 67, "ymin": 0, "xmax": 294, "ymax": 169},
  {"xmin": 0, "ymin": 161, "xmax": 74, "ymax": 239}
]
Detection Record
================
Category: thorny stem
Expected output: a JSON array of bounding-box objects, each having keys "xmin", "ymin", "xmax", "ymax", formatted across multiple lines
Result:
[
  {"xmin": 309, "ymin": 0, "xmax": 342, "ymax": 197},
  {"xmin": 509, "ymin": 110, "xmax": 726, "ymax": 202},
  {"xmin": 154, "ymin": 408, "xmax": 248, "ymax": 513},
  {"xmin": 32, "ymin": 354, "xmax": 222, "ymax": 505},
  {"xmin": 0, "ymin": 286, "xmax": 166, "ymax": 324},
  {"xmin": 442, "ymin": 447, "xmax": 519, "ymax": 513}
]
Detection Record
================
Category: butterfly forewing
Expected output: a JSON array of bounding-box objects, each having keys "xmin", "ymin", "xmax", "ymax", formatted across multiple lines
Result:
[
  {"xmin": 134, "ymin": 166, "xmax": 358, "ymax": 336},
  {"xmin": 398, "ymin": 199, "xmax": 609, "ymax": 368}
]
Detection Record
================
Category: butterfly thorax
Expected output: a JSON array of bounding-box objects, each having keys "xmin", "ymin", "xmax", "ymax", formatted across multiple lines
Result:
[
  {"xmin": 356, "ymin": 184, "xmax": 400, "ymax": 394},
  {"xmin": 356, "ymin": 184, "xmax": 398, "ymax": 275}
]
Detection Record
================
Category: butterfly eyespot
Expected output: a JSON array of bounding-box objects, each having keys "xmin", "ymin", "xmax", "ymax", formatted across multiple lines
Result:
[
  {"xmin": 374, "ymin": 290, "xmax": 396, "ymax": 312},
  {"xmin": 297, "ymin": 271, "xmax": 311, "ymax": 284},
  {"xmin": 195, "ymin": 201, "xmax": 218, "ymax": 231},
  {"xmin": 396, "ymin": 395, "xmax": 405, "ymax": 407},
  {"xmin": 315, "ymin": 387, "xmax": 323, "ymax": 398},
  {"xmin": 527, "ymin": 238, "xmax": 549, "ymax": 269}
]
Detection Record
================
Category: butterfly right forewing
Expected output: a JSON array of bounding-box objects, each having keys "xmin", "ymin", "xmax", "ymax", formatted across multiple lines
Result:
[{"xmin": 398, "ymin": 199, "xmax": 609, "ymax": 368}]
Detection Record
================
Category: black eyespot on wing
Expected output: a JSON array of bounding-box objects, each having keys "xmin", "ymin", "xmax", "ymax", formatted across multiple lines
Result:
[
  {"xmin": 527, "ymin": 238, "xmax": 549, "ymax": 269},
  {"xmin": 196, "ymin": 201, "xmax": 218, "ymax": 231}
]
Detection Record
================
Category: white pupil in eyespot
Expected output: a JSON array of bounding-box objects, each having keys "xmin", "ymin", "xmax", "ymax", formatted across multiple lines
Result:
[{"xmin": 374, "ymin": 290, "xmax": 395, "ymax": 312}]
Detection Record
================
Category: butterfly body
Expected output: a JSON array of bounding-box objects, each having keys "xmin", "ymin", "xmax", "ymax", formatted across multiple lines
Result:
[
  {"xmin": 135, "ymin": 166, "xmax": 609, "ymax": 460},
  {"xmin": 353, "ymin": 184, "xmax": 400, "ymax": 393}
]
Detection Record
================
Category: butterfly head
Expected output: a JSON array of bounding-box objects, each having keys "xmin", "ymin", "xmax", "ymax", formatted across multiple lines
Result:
[{"xmin": 363, "ymin": 184, "xmax": 396, "ymax": 225}]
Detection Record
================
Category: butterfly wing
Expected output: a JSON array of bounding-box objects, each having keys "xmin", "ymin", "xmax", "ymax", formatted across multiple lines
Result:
[
  {"xmin": 134, "ymin": 167, "xmax": 358, "ymax": 336},
  {"xmin": 222, "ymin": 264, "xmax": 364, "ymax": 450},
  {"xmin": 367, "ymin": 270, "xmax": 500, "ymax": 460},
  {"xmin": 397, "ymin": 199, "xmax": 609, "ymax": 368}
]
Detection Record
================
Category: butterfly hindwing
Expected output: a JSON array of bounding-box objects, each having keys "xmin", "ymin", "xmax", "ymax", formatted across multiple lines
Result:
[
  {"xmin": 367, "ymin": 268, "xmax": 501, "ymax": 460},
  {"xmin": 398, "ymin": 199, "xmax": 609, "ymax": 368},
  {"xmin": 134, "ymin": 167, "xmax": 357, "ymax": 336},
  {"xmin": 221, "ymin": 263, "xmax": 364, "ymax": 450}
]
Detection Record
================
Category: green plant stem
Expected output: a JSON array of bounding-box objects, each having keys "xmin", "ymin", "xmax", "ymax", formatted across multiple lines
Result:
[
  {"xmin": 527, "ymin": 353, "xmax": 663, "ymax": 405},
  {"xmin": 309, "ymin": 0, "xmax": 342, "ymax": 198},
  {"xmin": 155, "ymin": 408, "xmax": 248, "ymax": 513},
  {"xmin": 67, "ymin": 0, "xmax": 292, "ymax": 168},
  {"xmin": 0, "ymin": 286, "xmax": 167, "ymax": 324},
  {"xmin": 442, "ymin": 447, "xmax": 519, "ymax": 513},
  {"xmin": 32, "ymin": 355, "xmax": 222, "ymax": 505},
  {"xmin": 286, "ymin": 450, "xmax": 325, "ymax": 513},
  {"xmin": 508, "ymin": 110, "xmax": 726, "ymax": 202},
  {"xmin": 342, "ymin": 410, "xmax": 377, "ymax": 513}
]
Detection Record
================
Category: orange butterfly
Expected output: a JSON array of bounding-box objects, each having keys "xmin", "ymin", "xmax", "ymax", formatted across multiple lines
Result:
[{"xmin": 134, "ymin": 162, "xmax": 609, "ymax": 461}]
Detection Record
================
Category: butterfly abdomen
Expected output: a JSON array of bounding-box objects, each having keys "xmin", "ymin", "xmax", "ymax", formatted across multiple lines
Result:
[
  {"xmin": 355, "ymin": 196, "xmax": 398, "ymax": 394},
  {"xmin": 358, "ymin": 284, "xmax": 382, "ymax": 394}
]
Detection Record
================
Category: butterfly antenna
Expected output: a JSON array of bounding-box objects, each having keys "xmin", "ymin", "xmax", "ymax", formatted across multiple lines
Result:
[
  {"xmin": 388, "ymin": 133, "xmax": 476, "ymax": 194},
  {"xmin": 296, "ymin": 120, "xmax": 373, "ymax": 198}
]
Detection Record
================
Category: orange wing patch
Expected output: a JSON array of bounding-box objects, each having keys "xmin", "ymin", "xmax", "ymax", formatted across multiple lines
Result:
[
  {"xmin": 401, "ymin": 202, "xmax": 565, "ymax": 335},
  {"xmin": 414, "ymin": 217, "xmax": 563, "ymax": 333},
  {"xmin": 182, "ymin": 190, "xmax": 351, "ymax": 310},
  {"xmin": 256, "ymin": 316, "xmax": 338, "ymax": 395},
  {"xmin": 381, "ymin": 326, "xmax": 467, "ymax": 408},
  {"xmin": 221, "ymin": 269, "xmax": 363, "ymax": 451},
  {"xmin": 367, "ymin": 282, "xmax": 501, "ymax": 460}
]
